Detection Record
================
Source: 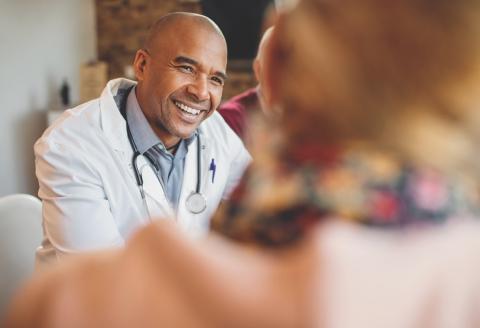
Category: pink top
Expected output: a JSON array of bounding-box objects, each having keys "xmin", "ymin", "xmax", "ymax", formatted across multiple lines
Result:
[{"xmin": 218, "ymin": 87, "xmax": 259, "ymax": 142}]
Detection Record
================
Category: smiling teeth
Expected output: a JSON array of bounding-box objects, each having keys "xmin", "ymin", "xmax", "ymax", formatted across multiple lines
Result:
[{"xmin": 175, "ymin": 101, "xmax": 201, "ymax": 115}]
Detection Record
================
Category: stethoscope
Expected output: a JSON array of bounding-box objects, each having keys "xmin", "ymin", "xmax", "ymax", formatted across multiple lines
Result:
[{"xmin": 126, "ymin": 122, "xmax": 207, "ymax": 216}]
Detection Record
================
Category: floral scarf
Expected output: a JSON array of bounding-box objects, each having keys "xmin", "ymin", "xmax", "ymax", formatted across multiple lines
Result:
[{"xmin": 211, "ymin": 146, "xmax": 480, "ymax": 246}]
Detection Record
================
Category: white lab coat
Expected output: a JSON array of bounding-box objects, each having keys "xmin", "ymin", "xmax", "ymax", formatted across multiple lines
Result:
[{"xmin": 34, "ymin": 78, "xmax": 251, "ymax": 265}]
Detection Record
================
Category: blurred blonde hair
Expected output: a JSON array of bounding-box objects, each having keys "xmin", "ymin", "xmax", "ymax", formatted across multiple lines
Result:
[{"xmin": 266, "ymin": 0, "xmax": 480, "ymax": 177}]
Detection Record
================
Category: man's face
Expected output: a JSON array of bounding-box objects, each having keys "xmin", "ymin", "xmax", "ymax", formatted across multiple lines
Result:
[{"xmin": 135, "ymin": 24, "xmax": 227, "ymax": 145}]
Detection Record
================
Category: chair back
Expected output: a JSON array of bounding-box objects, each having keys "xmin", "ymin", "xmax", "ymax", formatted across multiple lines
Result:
[{"xmin": 0, "ymin": 194, "xmax": 42, "ymax": 319}]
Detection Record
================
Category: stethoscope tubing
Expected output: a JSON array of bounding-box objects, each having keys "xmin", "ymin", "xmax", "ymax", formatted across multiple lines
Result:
[{"xmin": 126, "ymin": 121, "xmax": 203, "ymax": 213}]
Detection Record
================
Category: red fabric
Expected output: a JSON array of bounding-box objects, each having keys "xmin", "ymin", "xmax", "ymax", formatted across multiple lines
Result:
[{"xmin": 218, "ymin": 87, "xmax": 259, "ymax": 142}]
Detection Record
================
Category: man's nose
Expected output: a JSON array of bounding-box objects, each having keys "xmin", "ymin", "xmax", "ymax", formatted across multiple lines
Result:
[{"xmin": 187, "ymin": 75, "xmax": 209, "ymax": 102}]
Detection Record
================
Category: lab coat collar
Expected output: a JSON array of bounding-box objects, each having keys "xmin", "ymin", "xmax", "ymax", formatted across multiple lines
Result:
[{"xmin": 99, "ymin": 78, "xmax": 137, "ymax": 152}]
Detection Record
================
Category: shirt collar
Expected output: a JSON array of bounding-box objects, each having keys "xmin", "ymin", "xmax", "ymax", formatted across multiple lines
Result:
[{"xmin": 126, "ymin": 87, "xmax": 198, "ymax": 154}]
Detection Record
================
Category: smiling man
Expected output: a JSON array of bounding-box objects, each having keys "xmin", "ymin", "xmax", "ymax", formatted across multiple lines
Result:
[
  {"xmin": 34, "ymin": 12, "xmax": 251, "ymax": 265},
  {"xmin": 135, "ymin": 13, "xmax": 229, "ymax": 146}
]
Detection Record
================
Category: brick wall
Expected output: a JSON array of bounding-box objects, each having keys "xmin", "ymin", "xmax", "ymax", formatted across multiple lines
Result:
[
  {"xmin": 223, "ymin": 63, "xmax": 257, "ymax": 101},
  {"xmin": 95, "ymin": 0, "xmax": 257, "ymax": 102}
]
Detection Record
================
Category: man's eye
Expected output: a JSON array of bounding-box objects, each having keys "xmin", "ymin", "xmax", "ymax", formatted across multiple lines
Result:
[
  {"xmin": 179, "ymin": 65, "xmax": 194, "ymax": 73},
  {"xmin": 211, "ymin": 76, "xmax": 224, "ymax": 86}
]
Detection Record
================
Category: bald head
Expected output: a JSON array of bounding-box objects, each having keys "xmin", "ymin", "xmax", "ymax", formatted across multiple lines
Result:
[
  {"xmin": 253, "ymin": 27, "xmax": 275, "ymax": 111},
  {"xmin": 256, "ymin": 27, "xmax": 274, "ymax": 64},
  {"xmin": 145, "ymin": 12, "xmax": 226, "ymax": 52},
  {"xmin": 253, "ymin": 27, "xmax": 274, "ymax": 83}
]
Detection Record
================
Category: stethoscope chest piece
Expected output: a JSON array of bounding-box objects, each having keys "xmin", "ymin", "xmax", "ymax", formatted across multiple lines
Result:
[{"xmin": 185, "ymin": 192, "xmax": 207, "ymax": 214}]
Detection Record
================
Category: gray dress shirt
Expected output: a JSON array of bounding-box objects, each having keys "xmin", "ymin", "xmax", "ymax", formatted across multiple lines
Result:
[{"xmin": 125, "ymin": 87, "xmax": 196, "ymax": 210}]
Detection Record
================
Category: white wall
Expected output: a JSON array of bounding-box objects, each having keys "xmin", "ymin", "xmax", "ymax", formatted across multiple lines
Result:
[{"xmin": 0, "ymin": 0, "xmax": 97, "ymax": 197}]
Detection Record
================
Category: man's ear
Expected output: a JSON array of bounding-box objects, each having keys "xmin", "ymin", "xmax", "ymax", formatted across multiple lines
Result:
[{"xmin": 133, "ymin": 49, "xmax": 148, "ymax": 81}]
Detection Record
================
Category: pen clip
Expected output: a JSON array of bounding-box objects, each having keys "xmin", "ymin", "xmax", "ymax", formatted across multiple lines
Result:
[{"xmin": 209, "ymin": 158, "xmax": 216, "ymax": 183}]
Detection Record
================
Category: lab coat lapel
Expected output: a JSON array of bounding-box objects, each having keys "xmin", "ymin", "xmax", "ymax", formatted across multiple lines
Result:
[
  {"xmin": 100, "ymin": 78, "xmax": 136, "ymax": 153},
  {"xmin": 99, "ymin": 78, "xmax": 173, "ymax": 219},
  {"xmin": 99, "ymin": 79, "xmax": 141, "ymax": 193},
  {"xmin": 99, "ymin": 78, "xmax": 140, "ymax": 192},
  {"xmin": 137, "ymin": 155, "xmax": 175, "ymax": 218}
]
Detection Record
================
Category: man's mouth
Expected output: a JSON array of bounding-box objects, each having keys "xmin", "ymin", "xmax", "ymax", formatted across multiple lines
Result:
[{"xmin": 174, "ymin": 101, "xmax": 204, "ymax": 116}]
